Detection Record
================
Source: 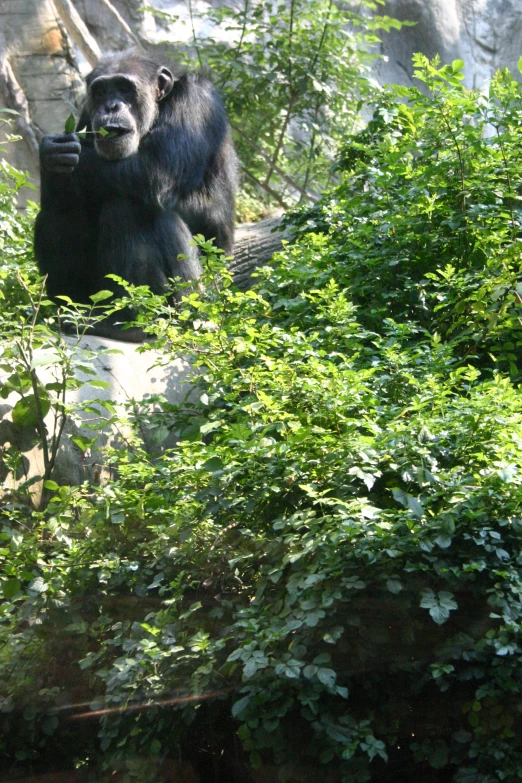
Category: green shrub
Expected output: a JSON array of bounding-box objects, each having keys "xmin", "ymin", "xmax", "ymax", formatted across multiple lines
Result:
[{"xmin": 4, "ymin": 58, "xmax": 522, "ymax": 781}]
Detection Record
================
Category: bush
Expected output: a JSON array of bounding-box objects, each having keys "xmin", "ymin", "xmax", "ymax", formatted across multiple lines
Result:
[{"xmin": 3, "ymin": 58, "xmax": 522, "ymax": 781}]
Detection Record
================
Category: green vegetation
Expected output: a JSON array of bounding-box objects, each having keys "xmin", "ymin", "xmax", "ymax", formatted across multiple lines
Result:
[{"xmin": 3, "ymin": 57, "xmax": 522, "ymax": 781}]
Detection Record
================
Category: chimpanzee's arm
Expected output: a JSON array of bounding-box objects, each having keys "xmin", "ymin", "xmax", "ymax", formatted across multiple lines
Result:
[
  {"xmin": 35, "ymin": 134, "xmax": 101, "ymax": 302},
  {"xmin": 38, "ymin": 134, "xmax": 83, "ymax": 209}
]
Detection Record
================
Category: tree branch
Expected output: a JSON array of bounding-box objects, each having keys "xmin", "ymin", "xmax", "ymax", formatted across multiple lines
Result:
[
  {"xmin": 97, "ymin": 0, "xmax": 144, "ymax": 51},
  {"xmin": 52, "ymin": 0, "xmax": 102, "ymax": 67},
  {"xmin": 232, "ymin": 122, "xmax": 316, "ymax": 203}
]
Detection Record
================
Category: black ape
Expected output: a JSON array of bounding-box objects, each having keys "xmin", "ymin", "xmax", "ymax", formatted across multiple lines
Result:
[{"xmin": 35, "ymin": 51, "xmax": 238, "ymax": 333}]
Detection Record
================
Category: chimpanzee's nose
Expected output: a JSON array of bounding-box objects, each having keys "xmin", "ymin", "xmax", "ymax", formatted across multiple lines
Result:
[{"xmin": 104, "ymin": 99, "xmax": 122, "ymax": 113}]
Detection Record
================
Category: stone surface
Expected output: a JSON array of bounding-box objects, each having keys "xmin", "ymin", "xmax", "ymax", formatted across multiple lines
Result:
[
  {"xmin": 0, "ymin": 0, "xmax": 84, "ymax": 189},
  {"xmin": 0, "ymin": 333, "xmax": 194, "ymax": 503},
  {"xmin": 375, "ymin": 0, "xmax": 522, "ymax": 89}
]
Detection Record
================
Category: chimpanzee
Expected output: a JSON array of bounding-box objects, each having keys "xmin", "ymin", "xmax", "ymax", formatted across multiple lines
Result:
[{"xmin": 34, "ymin": 50, "xmax": 238, "ymax": 339}]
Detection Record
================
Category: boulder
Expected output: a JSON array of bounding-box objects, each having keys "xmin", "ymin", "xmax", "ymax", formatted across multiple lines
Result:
[
  {"xmin": 0, "ymin": 333, "xmax": 193, "ymax": 504},
  {"xmin": 376, "ymin": 0, "xmax": 522, "ymax": 89}
]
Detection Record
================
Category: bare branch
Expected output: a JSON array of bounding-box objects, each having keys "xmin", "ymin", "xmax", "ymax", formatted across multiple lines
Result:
[
  {"xmin": 52, "ymin": 0, "xmax": 102, "ymax": 67},
  {"xmin": 97, "ymin": 0, "xmax": 145, "ymax": 51},
  {"xmin": 0, "ymin": 33, "xmax": 42, "ymax": 162},
  {"xmin": 232, "ymin": 122, "xmax": 316, "ymax": 204},
  {"xmin": 241, "ymin": 166, "xmax": 290, "ymax": 210}
]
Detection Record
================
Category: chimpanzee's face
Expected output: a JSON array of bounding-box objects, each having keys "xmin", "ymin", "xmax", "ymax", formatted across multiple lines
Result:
[{"xmin": 86, "ymin": 67, "xmax": 174, "ymax": 161}]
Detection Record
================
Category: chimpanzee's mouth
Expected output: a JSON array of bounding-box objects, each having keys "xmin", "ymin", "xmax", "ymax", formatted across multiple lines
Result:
[{"xmin": 97, "ymin": 126, "xmax": 132, "ymax": 140}]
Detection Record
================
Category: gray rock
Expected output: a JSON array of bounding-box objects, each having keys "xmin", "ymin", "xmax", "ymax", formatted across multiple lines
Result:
[
  {"xmin": 0, "ymin": 333, "xmax": 194, "ymax": 504},
  {"xmin": 375, "ymin": 0, "xmax": 522, "ymax": 89}
]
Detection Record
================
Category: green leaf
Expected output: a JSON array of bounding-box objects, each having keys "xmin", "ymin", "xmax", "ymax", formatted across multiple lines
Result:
[
  {"xmin": 386, "ymin": 578, "xmax": 402, "ymax": 594},
  {"xmin": 31, "ymin": 350, "xmax": 61, "ymax": 369},
  {"xmin": 232, "ymin": 695, "xmax": 251, "ymax": 718},
  {"xmin": 200, "ymin": 420, "xmax": 222, "ymax": 434},
  {"xmin": 64, "ymin": 113, "xmax": 76, "ymax": 133},
  {"xmin": 203, "ymin": 456, "xmax": 224, "ymax": 472},
  {"xmin": 3, "ymin": 578, "xmax": 21, "ymax": 599},
  {"xmin": 434, "ymin": 535, "xmax": 452, "ymax": 549},
  {"xmin": 27, "ymin": 577, "xmax": 48, "ymax": 594},
  {"xmin": 89, "ymin": 290, "xmax": 113, "ymax": 303},
  {"xmin": 304, "ymin": 609, "xmax": 326, "ymax": 626},
  {"xmin": 317, "ymin": 668, "xmax": 336, "ymax": 688},
  {"xmin": 71, "ymin": 435, "xmax": 96, "ymax": 452},
  {"xmin": 12, "ymin": 394, "xmax": 51, "ymax": 428},
  {"xmin": 420, "ymin": 590, "xmax": 458, "ymax": 625}
]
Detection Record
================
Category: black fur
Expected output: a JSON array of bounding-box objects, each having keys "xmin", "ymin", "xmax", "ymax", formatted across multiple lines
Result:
[{"xmin": 35, "ymin": 51, "xmax": 238, "ymax": 338}]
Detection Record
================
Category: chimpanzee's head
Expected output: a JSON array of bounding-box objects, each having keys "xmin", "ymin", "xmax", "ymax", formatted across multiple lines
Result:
[{"xmin": 85, "ymin": 51, "xmax": 175, "ymax": 160}]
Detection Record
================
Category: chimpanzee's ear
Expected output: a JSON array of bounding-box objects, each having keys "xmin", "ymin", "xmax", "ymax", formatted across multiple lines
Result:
[{"xmin": 157, "ymin": 67, "xmax": 176, "ymax": 101}]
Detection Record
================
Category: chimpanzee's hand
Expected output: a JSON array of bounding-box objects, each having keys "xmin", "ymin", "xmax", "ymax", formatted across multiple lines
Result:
[{"xmin": 40, "ymin": 133, "xmax": 81, "ymax": 175}]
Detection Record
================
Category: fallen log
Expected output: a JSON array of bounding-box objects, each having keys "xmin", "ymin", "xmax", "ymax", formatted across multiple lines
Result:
[{"xmin": 230, "ymin": 213, "xmax": 290, "ymax": 288}]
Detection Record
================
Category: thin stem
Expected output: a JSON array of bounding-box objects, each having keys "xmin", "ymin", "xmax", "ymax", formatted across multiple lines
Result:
[
  {"xmin": 438, "ymin": 103, "xmax": 466, "ymax": 211},
  {"xmin": 48, "ymin": 362, "xmax": 69, "ymax": 478},
  {"xmin": 219, "ymin": 0, "xmax": 250, "ymax": 90},
  {"xmin": 495, "ymin": 124, "xmax": 516, "ymax": 233},
  {"xmin": 188, "ymin": 0, "xmax": 203, "ymax": 68},
  {"xmin": 287, "ymin": 0, "xmax": 295, "ymax": 87},
  {"xmin": 232, "ymin": 121, "xmax": 315, "ymax": 201},
  {"xmin": 264, "ymin": 0, "xmax": 296, "ymax": 189},
  {"xmin": 309, "ymin": 0, "xmax": 333, "ymax": 76},
  {"xmin": 264, "ymin": 92, "xmax": 297, "ymax": 189},
  {"xmin": 299, "ymin": 98, "xmax": 321, "ymax": 203},
  {"xmin": 15, "ymin": 340, "xmax": 50, "ymax": 476}
]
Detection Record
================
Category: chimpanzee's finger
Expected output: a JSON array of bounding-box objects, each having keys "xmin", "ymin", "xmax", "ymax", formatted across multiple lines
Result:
[
  {"xmin": 48, "ymin": 153, "xmax": 80, "ymax": 168},
  {"xmin": 49, "ymin": 133, "xmax": 81, "ymax": 145},
  {"xmin": 50, "ymin": 164, "xmax": 77, "ymax": 175}
]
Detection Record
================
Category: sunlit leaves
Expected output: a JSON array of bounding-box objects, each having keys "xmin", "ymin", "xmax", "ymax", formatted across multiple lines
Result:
[{"xmin": 147, "ymin": 0, "xmax": 410, "ymax": 206}]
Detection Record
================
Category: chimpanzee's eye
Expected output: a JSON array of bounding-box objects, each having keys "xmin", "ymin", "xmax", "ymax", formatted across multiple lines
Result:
[
  {"xmin": 90, "ymin": 82, "xmax": 106, "ymax": 101},
  {"xmin": 115, "ymin": 79, "xmax": 136, "ymax": 101}
]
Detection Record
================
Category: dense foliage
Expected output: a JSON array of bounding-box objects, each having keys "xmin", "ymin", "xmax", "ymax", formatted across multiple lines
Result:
[{"xmin": 3, "ymin": 58, "xmax": 522, "ymax": 782}]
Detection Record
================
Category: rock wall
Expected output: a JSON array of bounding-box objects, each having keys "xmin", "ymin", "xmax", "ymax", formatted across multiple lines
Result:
[
  {"xmin": 0, "ymin": 0, "xmax": 84, "ymax": 187},
  {"xmin": 375, "ymin": 0, "xmax": 522, "ymax": 89},
  {"xmin": 71, "ymin": 0, "xmax": 522, "ymax": 91}
]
